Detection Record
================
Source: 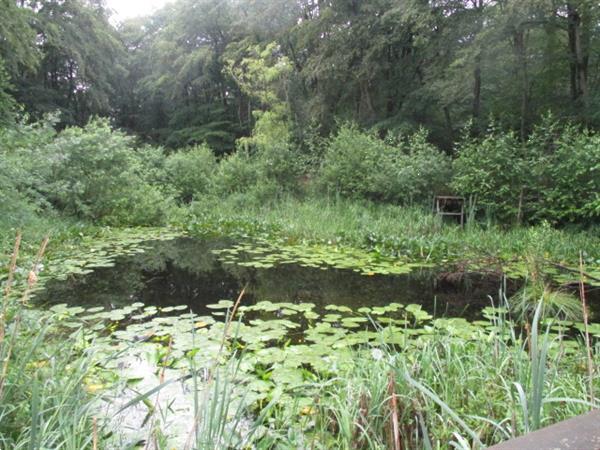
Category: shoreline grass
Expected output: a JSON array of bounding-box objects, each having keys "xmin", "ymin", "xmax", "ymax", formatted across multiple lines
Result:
[{"xmin": 188, "ymin": 195, "xmax": 600, "ymax": 270}]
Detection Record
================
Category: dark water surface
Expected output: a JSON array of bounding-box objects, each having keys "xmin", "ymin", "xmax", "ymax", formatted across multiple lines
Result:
[{"xmin": 35, "ymin": 237, "xmax": 528, "ymax": 319}]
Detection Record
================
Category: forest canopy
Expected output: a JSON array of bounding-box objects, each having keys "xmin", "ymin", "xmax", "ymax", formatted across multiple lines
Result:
[{"xmin": 2, "ymin": 0, "xmax": 600, "ymax": 148}]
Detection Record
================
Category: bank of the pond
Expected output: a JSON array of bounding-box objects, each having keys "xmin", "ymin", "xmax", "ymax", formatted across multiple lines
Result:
[
  {"xmin": 187, "ymin": 197, "xmax": 600, "ymax": 278},
  {"xmin": 3, "ymin": 197, "xmax": 599, "ymax": 280}
]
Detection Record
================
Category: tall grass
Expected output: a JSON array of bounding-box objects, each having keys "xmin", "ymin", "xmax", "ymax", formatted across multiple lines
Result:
[
  {"xmin": 116, "ymin": 287, "xmax": 275, "ymax": 450},
  {"xmin": 0, "ymin": 235, "xmax": 102, "ymax": 449},
  {"xmin": 302, "ymin": 299, "xmax": 598, "ymax": 449},
  {"xmin": 189, "ymin": 195, "xmax": 600, "ymax": 266}
]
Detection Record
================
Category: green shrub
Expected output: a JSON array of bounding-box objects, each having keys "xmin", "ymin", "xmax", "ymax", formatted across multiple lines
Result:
[
  {"xmin": 379, "ymin": 130, "xmax": 452, "ymax": 204},
  {"xmin": 213, "ymin": 143, "xmax": 301, "ymax": 200},
  {"xmin": 534, "ymin": 124, "xmax": 600, "ymax": 224},
  {"xmin": 214, "ymin": 150, "xmax": 260, "ymax": 195},
  {"xmin": 452, "ymin": 125, "xmax": 527, "ymax": 223},
  {"xmin": 39, "ymin": 119, "xmax": 170, "ymax": 225},
  {"xmin": 165, "ymin": 144, "xmax": 217, "ymax": 202},
  {"xmin": 319, "ymin": 124, "xmax": 450, "ymax": 204},
  {"xmin": 453, "ymin": 118, "xmax": 600, "ymax": 224},
  {"xmin": 254, "ymin": 141, "xmax": 300, "ymax": 192},
  {"xmin": 0, "ymin": 115, "xmax": 59, "ymax": 226}
]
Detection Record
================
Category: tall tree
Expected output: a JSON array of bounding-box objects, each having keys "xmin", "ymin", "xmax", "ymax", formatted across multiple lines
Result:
[{"xmin": 14, "ymin": 0, "xmax": 125, "ymax": 125}]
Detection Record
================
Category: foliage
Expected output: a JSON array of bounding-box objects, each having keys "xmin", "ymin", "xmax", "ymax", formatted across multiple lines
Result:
[
  {"xmin": 532, "ymin": 123, "xmax": 600, "ymax": 224},
  {"xmin": 319, "ymin": 124, "xmax": 451, "ymax": 205},
  {"xmin": 452, "ymin": 123, "xmax": 527, "ymax": 223},
  {"xmin": 0, "ymin": 117, "xmax": 171, "ymax": 227},
  {"xmin": 116, "ymin": 0, "xmax": 245, "ymax": 152},
  {"xmin": 453, "ymin": 118, "xmax": 600, "ymax": 224},
  {"xmin": 0, "ymin": 2, "xmax": 39, "ymax": 77},
  {"xmin": 0, "ymin": 115, "xmax": 58, "ymax": 226},
  {"xmin": 0, "ymin": 61, "xmax": 16, "ymax": 126},
  {"xmin": 42, "ymin": 119, "xmax": 171, "ymax": 225},
  {"xmin": 213, "ymin": 150, "xmax": 261, "ymax": 196},
  {"xmin": 213, "ymin": 128, "xmax": 301, "ymax": 202},
  {"xmin": 165, "ymin": 145, "xmax": 217, "ymax": 203},
  {"xmin": 13, "ymin": 0, "xmax": 124, "ymax": 125}
]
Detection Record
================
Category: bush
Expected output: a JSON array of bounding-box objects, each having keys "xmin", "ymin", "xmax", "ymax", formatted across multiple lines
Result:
[
  {"xmin": 452, "ymin": 124, "xmax": 527, "ymax": 223},
  {"xmin": 213, "ymin": 143, "xmax": 301, "ymax": 199},
  {"xmin": 533, "ymin": 124, "xmax": 600, "ymax": 224},
  {"xmin": 318, "ymin": 124, "xmax": 450, "ymax": 204},
  {"xmin": 453, "ymin": 118, "xmax": 600, "ymax": 225},
  {"xmin": 214, "ymin": 150, "xmax": 260, "ymax": 195},
  {"xmin": 254, "ymin": 141, "xmax": 300, "ymax": 192},
  {"xmin": 38, "ymin": 119, "xmax": 171, "ymax": 225},
  {"xmin": 0, "ymin": 115, "xmax": 59, "ymax": 226},
  {"xmin": 165, "ymin": 145, "xmax": 217, "ymax": 202}
]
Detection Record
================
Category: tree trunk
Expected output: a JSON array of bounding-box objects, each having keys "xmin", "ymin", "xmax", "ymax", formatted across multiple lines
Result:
[
  {"xmin": 359, "ymin": 80, "xmax": 375, "ymax": 122},
  {"xmin": 444, "ymin": 105, "xmax": 454, "ymax": 144},
  {"xmin": 472, "ymin": 0, "xmax": 484, "ymax": 129},
  {"xmin": 472, "ymin": 54, "xmax": 481, "ymax": 123},
  {"xmin": 513, "ymin": 26, "xmax": 529, "ymax": 141},
  {"xmin": 567, "ymin": 3, "xmax": 589, "ymax": 110}
]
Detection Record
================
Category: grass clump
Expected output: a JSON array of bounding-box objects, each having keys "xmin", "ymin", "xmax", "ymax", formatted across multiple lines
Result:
[{"xmin": 0, "ymin": 236, "xmax": 104, "ymax": 449}]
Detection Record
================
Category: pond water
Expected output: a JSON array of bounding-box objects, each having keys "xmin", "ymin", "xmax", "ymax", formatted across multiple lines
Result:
[
  {"xmin": 31, "ymin": 236, "xmax": 599, "ymax": 449},
  {"xmin": 37, "ymin": 237, "xmax": 521, "ymax": 319}
]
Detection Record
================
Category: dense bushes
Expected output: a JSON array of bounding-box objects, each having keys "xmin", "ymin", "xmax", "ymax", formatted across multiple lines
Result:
[
  {"xmin": 42, "ymin": 120, "xmax": 170, "ymax": 225},
  {"xmin": 1, "ymin": 114, "xmax": 598, "ymax": 228},
  {"xmin": 318, "ymin": 124, "xmax": 451, "ymax": 204},
  {"xmin": 0, "ymin": 118, "xmax": 171, "ymax": 226},
  {"xmin": 0, "ymin": 116, "xmax": 58, "ymax": 226},
  {"xmin": 452, "ymin": 126, "xmax": 527, "ymax": 222},
  {"xmin": 165, "ymin": 145, "xmax": 217, "ymax": 202},
  {"xmin": 537, "ymin": 125, "xmax": 600, "ymax": 223},
  {"xmin": 453, "ymin": 118, "xmax": 600, "ymax": 224},
  {"xmin": 212, "ymin": 110, "xmax": 301, "ymax": 202}
]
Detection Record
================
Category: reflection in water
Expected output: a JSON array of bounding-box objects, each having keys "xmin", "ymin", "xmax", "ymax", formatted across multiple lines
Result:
[{"xmin": 38, "ymin": 238, "xmax": 518, "ymax": 318}]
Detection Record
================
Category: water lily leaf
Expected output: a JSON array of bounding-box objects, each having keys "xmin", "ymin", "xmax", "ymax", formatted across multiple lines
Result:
[{"xmin": 207, "ymin": 300, "xmax": 234, "ymax": 310}]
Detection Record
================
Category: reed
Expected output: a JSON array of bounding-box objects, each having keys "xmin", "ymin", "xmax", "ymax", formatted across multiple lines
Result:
[{"xmin": 0, "ymin": 235, "xmax": 103, "ymax": 449}]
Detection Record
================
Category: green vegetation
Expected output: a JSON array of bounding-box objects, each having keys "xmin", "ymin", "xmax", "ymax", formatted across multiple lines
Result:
[
  {"xmin": 1, "ymin": 0, "xmax": 600, "ymax": 448},
  {"xmin": 4, "ymin": 274, "xmax": 596, "ymax": 448},
  {"xmin": 453, "ymin": 118, "xmax": 600, "ymax": 225}
]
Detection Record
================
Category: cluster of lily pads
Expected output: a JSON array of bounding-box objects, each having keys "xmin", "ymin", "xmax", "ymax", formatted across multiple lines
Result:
[
  {"xmin": 212, "ymin": 240, "xmax": 434, "ymax": 276},
  {"xmin": 49, "ymin": 297, "xmax": 599, "ymax": 414},
  {"xmin": 209, "ymin": 238, "xmax": 600, "ymax": 290},
  {"xmin": 9, "ymin": 228, "xmax": 184, "ymax": 300}
]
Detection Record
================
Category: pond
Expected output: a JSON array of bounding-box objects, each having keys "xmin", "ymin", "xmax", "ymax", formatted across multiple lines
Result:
[
  {"xmin": 37, "ymin": 237, "xmax": 521, "ymax": 319},
  {"xmin": 30, "ymin": 235, "xmax": 600, "ymax": 449}
]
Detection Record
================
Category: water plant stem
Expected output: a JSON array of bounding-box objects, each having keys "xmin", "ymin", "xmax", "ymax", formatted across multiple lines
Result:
[{"xmin": 578, "ymin": 251, "xmax": 594, "ymax": 404}]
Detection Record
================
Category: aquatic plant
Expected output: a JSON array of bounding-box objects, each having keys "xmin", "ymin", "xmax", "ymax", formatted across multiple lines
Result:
[{"xmin": 40, "ymin": 284, "xmax": 598, "ymax": 449}]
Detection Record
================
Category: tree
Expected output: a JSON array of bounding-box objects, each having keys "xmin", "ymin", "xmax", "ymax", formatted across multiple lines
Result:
[{"xmin": 14, "ymin": 0, "xmax": 125, "ymax": 125}]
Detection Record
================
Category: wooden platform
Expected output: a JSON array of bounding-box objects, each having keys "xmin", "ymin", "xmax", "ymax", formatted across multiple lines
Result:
[
  {"xmin": 488, "ymin": 409, "xmax": 600, "ymax": 450},
  {"xmin": 433, "ymin": 196, "xmax": 465, "ymax": 227}
]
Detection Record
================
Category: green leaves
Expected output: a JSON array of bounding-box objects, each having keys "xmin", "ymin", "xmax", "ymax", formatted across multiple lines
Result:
[
  {"xmin": 453, "ymin": 118, "xmax": 600, "ymax": 225},
  {"xmin": 319, "ymin": 124, "xmax": 451, "ymax": 205}
]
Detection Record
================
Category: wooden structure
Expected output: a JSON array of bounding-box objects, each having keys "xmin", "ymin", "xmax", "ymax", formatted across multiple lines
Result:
[
  {"xmin": 434, "ymin": 196, "xmax": 465, "ymax": 227},
  {"xmin": 488, "ymin": 409, "xmax": 600, "ymax": 450}
]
